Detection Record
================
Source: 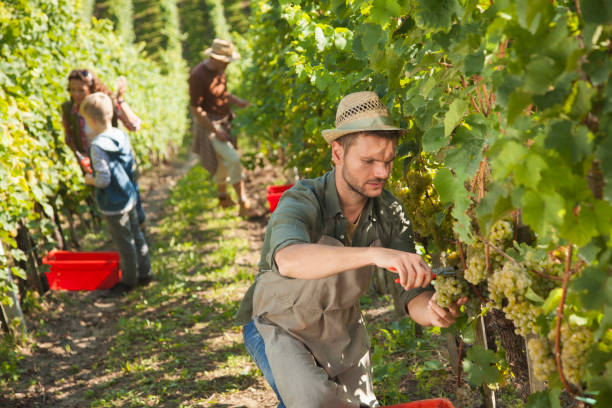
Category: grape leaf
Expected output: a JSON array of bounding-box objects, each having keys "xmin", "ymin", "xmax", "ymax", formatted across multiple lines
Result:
[
  {"xmin": 507, "ymin": 91, "xmax": 532, "ymax": 125},
  {"xmin": 434, "ymin": 168, "xmax": 472, "ymax": 241},
  {"xmin": 570, "ymin": 266, "xmax": 608, "ymax": 310},
  {"xmin": 595, "ymin": 126, "xmax": 612, "ymax": 201},
  {"xmin": 445, "ymin": 125, "xmax": 484, "ymax": 179},
  {"xmin": 515, "ymin": 0, "xmax": 553, "ymax": 34},
  {"xmin": 514, "ymin": 152, "xmax": 546, "ymax": 189},
  {"xmin": 444, "ymin": 99, "xmax": 468, "ymax": 137},
  {"xmin": 588, "ymin": 361, "xmax": 612, "ymax": 407},
  {"xmin": 566, "ymin": 80, "xmax": 597, "ymax": 118},
  {"xmin": 422, "ymin": 126, "xmax": 446, "ymax": 153},
  {"xmin": 463, "ymin": 50, "xmax": 484, "ymax": 76},
  {"xmin": 414, "ymin": 0, "xmax": 460, "ymax": 31},
  {"xmin": 369, "ymin": 0, "xmax": 402, "ymax": 27},
  {"xmin": 352, "ymin": 23, "xmax": 383, "ymax": 61},
  {"xmin": 524, "ymin": 56, "xmax": 556, "ymax": 95},
  {"xmin": 462, "ymin": 345, "xmax": 501, "ymax": 385},
  {"xmin": 476, "ymin": 182, "xmax": 514, "ymax": 233},
  {"xmin": 559, "ymin": 204, "xmax": 598, "ymax": 247},
  {"xmin": 581, "ymin": 0, "xmax": 612, "ymax": 24},
  {"xmin": 584, "ymin": 50, "xmax": 612, "ymax": 86},
  {"xmin": 490, "ymin": 140, "xmax": 528, "ymax": 181},
  {"xmin": 526, "ymin": 391, "xmax": 552, "ymax": 408},
  {"xmin": 544, "ymin": 120, "xmax": 590, "ymax": 164},
  {"xmin": 521, "ymin": 191, "xmax": 565, "ymax": 236}
]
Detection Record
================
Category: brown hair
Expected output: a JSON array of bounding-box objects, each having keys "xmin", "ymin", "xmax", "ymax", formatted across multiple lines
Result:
[
  {"xmin": 335, "ymin": 130, "xmax": 401, "ymax": 154},
  {"xmin": 79, "ymin": 92, "xmax": 113, "ymax": 127},
  {"xmin": 67, "ymin": 69, "xmax": 113, "ymax": 99}
]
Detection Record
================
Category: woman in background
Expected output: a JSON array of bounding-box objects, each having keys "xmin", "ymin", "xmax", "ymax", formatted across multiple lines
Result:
[{"xmin": 61, "ymin": 69, "xmax": 146, "ymax": 224}]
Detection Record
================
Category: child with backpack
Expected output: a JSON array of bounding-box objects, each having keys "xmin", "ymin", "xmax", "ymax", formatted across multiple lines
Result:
[{"xmin": 81, "ymin": 92, "xmax": 152, "ymax": 295}]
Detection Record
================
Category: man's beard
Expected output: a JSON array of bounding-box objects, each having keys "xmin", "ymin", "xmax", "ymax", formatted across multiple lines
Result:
[{"xmin": 342, "ymin": 166, "xmax": 386, "ymax": 198}]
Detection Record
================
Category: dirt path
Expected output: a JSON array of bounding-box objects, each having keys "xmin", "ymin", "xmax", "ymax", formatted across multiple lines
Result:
[{"xmin": 2, "ymin": 154, "xmax": 284, "ymax": 407}]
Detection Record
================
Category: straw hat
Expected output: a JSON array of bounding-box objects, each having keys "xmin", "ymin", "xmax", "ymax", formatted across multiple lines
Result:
[
  {"xmin": 322, "ymin": 91, "xmax": 405, "ymax": 144},
  {"xmin": 204, "ymin": 39, "xmax": 241, "ymax": 63}
]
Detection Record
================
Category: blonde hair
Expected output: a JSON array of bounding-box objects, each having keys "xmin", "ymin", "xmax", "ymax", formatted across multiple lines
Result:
[{"xmin": 79, "ymin": 92, "xmax": 113, "ymax": 126}]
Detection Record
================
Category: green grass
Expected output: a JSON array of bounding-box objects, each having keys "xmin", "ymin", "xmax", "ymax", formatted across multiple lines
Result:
[{"xmin": 84, "ymin": 165, "xmax": 259, "ymax": 407}]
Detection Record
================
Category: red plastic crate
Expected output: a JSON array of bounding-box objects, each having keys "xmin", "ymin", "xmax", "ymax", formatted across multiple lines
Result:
[
  {"xmin": 42, "ymin": 250, "xmax": 122, "ymax": 290},
  {"xmin": 266, "ymin": 184, "xmax": 294, "ymax": 213},
  {"xmin": 382, "ymin": 398, "xmax": 454, "ymax": 408}
]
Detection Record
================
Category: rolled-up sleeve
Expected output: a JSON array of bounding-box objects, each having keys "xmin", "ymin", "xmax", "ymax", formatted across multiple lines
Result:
[{"xmin": 265, "ymin": 188, "xmax": 319, "ymax": 269}]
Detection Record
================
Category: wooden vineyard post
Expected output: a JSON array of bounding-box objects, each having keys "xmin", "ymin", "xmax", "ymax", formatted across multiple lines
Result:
[
  {"xmin": 446, "ymin": 333, "xmax": 460, "ymax": 376},
  {"xmin": 0, "ymin": 242, "xmax": 27, "ymax": 336},
  {"xmin": 475, "ymin": 315, "xmax": 496, "ymax": 408},
  {"xmin": 17, "ymin": 221, "xmax": 45, "ymax": 294}
]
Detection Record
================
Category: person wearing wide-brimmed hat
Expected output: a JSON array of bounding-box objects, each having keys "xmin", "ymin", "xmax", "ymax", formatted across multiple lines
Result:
[
  {"xmin": 189, "ymin": 38, "xmax": 256, "ymax": 217},
  {"xmin": 236, "ymin": 91, "xmax": 467, "ymax": 407}
]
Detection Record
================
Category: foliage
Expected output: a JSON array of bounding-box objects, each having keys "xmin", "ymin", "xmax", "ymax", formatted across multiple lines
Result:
[
  {"xmin": 240, "ymin": 0, "xmax": 612, "ymax": 405},
  {"xmin": 178, "ymin": 0, "xmax": 216, "ymax": 68},
  {"xmin": 0, "ymin": 336, "xmax": 22, "ymax": 382},
  {"xmin": 0, "ymin": 0, "xmax": 187, "ymax": 321}
]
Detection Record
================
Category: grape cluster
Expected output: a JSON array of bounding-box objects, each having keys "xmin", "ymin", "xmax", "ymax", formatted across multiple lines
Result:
[
  {"xmin": 464, "ymin": 251, "xmax": 486, "ymax": 285},
  {"xmin": 488, "ymin": 219, "xmax": 513, "ymax": 246},
  {"xmin": 526, "ymin": 336, "xmax": 556, "ymax": 381},
  {"xmin": 549, "ymin": 324, "xmax": 594, "ymax": 386},
  {"xmin": 528, "ymin": 324, "xmax": 595, "ymax": 386},
  {"xmin": 396, "ymin": 168, "xmax": 454, "ymax": 250},
  {"xmin": 503, "ymin": 298, "xmax": 539, "ymax": 336},
  {"xmin": 433, "ymin": 276, "xmax": 469, "ymax": 308},
  {"xmin": 488, "ymin": 261, "xmax": 532, "ymax": 305},
  {"xmin": 487, "ymin": 261, "xmax": 541, "ymax": 335},
  {"xmin": 522, "ymin": 248, "xmax": 565, "ymax": 297}
]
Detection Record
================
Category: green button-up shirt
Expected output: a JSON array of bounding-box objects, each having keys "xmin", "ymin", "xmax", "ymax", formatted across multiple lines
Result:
[{"xmin": 235, "ymin": 168, "xmax": 432, "ymax": 325}]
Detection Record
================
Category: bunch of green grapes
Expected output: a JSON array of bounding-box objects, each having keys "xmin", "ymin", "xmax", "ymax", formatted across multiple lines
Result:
[
  {"xmin": 488, "ymin": 261, "xmax": 532, "ymax": 305},
  {"xmin": 522, "ymin": 248, "xmax": 564, "ymax": 297},
  {"xmin": 433, "ymin": 276, "xmax": 470, "ymax": 308},
  {"xmin": 547, "ymin": 324, "xmax": 594, "ymax": 386},
  {"xmin": 526, "ymin": 336, "xmax": 556, "ymax": 381},
  {"xmin": 395, "ymin": 168, "xmax": 454, "ymax": 250},
  {"xmin": 464, "ymin": 250, "xmax": 487, "ymax": 285},
  {"xmin": 464, "ymin": 219, "xmax": 514, "ymax": 285},
  {"xmin": 488, "ymin": 219, "xmax": 513, "ymax": 246},
  {"xmin": 502, "ymin": 298, "xmax": 539, "ymax": 336}
]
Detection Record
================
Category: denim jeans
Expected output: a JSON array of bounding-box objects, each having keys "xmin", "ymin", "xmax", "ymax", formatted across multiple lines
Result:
[
  {"xmin": 243, "ymin": 320, "xmax": 286, "ymax": 408},
  {"xmin": 104, "ymin": 206, "xmax": 151, "ymax": 287}
]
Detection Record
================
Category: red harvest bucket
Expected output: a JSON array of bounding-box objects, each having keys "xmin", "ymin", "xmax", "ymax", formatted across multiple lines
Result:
[
  {"xmin": 266, "ymin": 184, "xmax": 294, "ymax": 213},
  {"xmin": 42, "ymin": 250, "xmax": 122, "ymax": 290},
  {"xmin": 382, "ymin": 398, "xmax": 455, "ymax": 408}
]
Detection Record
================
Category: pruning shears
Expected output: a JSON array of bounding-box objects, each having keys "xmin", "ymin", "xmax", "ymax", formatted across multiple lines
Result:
[{"xmin": 391, "ymin": 266, "xmax": 457, "ymax": 284}]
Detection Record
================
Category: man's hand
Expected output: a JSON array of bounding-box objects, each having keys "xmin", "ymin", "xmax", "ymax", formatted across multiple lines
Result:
[
  {"xmin": 426, "ymin": 293, "xmax": 467, "ymax": 328},
  {"xmin": 373, "ymin": 248, "xmax": 433, "ymax": 290},
  {"xmin": 407, "ymin": 291, "xmax": 467, "ymax": 327},
  {"xmin": 84, "ymin": 174, "xmax": 95, "ymax": 186},
  {"xmin": 213, "ymin": 123, "xmax": 230, "ymax": 142}
]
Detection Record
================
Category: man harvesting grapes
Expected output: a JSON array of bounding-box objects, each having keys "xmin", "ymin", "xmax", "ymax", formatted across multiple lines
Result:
[{"xmin": 236, "ymin": 91, "xmax": 467, "ymax": 407}]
